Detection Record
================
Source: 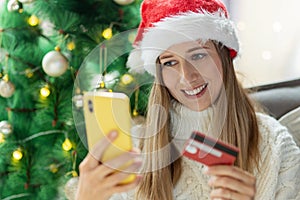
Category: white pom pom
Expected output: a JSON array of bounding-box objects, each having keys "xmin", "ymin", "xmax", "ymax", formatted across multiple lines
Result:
[{"xmin": 126, "ymin": 48, "xmax": 145, "ymax": 74}]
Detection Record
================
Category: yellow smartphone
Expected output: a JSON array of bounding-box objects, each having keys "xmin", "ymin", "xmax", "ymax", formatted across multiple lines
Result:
[{"xmin": 83, "ymin": 91, "xmax": 136, "ymax": 184}]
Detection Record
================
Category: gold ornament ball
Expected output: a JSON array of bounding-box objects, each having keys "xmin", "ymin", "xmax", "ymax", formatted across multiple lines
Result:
[
  {"xmin": 0, "ymin": 80, "xmax": 15, "ymax": 98},
  {"xmin": 64, "ymin": 177, "xmax": 79, "ymax": 200},
  {"xmin": 42, "ymin": 51, "xmax": 69, "ymax": 77},
  {"xmin": 113, "ymin": 0, "xmax": 134, "ymax": 6}
]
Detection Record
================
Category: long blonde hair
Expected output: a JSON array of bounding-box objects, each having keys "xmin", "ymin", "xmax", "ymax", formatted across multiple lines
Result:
[{"xmin": 135, "ymin": 41, "xmax": 260, "ymax": 200}]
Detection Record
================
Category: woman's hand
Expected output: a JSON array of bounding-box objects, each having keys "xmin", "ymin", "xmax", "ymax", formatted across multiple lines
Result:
[
  {"xmin": 204, "ymin": 165, "xmax": 256, "ymax": 200},
  {"xmin": 76, "ymin": 131, "xmax": 142, "ymax": 200}
]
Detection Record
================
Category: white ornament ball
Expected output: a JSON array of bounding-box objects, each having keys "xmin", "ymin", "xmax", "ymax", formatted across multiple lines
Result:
[
  {"xmin": 113, "ymin": 0, "xmax": 134, "ymax": 6},
  {"xmin": 0, "ymin": 80, "xmax": 15, "ymax": 98},
  {"xmin": 0, "ymin": 121, "xmax": 13, "ymax": 135},
  {"xmin": 19, "ymin": 0, "xmax": 34, "ymax": 3},
  {"xmin": 72, "ymin": 94, "xmax": 83, "ymax": 109},
  {"xmin": 64, "ymin": 177, "xmax": 79, "ymax": 200},
  {"xmin": 7, "ymin": 0, "xmax": 22, "ymax": 12},
  {"xmin": 42, "ymin": 51, "xmax": 69, "ymax": 77}
]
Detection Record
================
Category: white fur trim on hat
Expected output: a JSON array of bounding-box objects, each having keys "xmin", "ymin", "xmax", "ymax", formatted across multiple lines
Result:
[{"xmin": 127, "ymin": 10, "xmax": 240, "ymax": 76}]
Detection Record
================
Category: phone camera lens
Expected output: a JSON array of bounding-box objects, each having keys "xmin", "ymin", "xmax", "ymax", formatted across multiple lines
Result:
[{"xmin": 88, "ymin": 100, "xmax": 93, "ymax": 112}]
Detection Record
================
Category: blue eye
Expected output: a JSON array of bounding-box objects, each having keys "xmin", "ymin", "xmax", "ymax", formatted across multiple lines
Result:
[
  {"xmin": 191, "ymin": 53, "xmax": 206, "ymax": 60},
  {"xmin": 162, "ymin": 60, "xmax": 178, "ymax": 67}
]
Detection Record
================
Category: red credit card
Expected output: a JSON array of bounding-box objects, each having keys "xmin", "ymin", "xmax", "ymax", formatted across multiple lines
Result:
[{"xmin": 182, "ymin": 131, "xmax": 239, "ymax": 166}]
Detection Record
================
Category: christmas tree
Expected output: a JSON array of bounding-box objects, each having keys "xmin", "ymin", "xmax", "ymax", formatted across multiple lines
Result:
[{"xmin": 0, "ymin": 0, "xmax": 152, "ymax": 199}]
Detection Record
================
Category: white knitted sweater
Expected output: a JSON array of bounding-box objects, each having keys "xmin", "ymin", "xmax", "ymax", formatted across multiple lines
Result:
[
  {"xmin": 66, "ymin": 103, "xmax": 300, "ymax": 199},
  {"xmin": 109, "ymin": 103, "xmax": 300, "ymax": 200}
]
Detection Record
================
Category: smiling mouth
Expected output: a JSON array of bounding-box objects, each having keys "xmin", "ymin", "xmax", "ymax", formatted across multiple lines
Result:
[{"xmin": 183, "ymin": 83, "xmax": 208, "ymax": 96}]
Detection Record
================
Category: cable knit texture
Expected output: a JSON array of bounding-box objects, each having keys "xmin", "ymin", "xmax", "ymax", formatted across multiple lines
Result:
[
  {"xmin": 278, "ymin": 106, "xmax": 300, "ymax": 147},
  {"xmin": 68, "ymin": 102, "xmax": 300, "ymax": 200}
]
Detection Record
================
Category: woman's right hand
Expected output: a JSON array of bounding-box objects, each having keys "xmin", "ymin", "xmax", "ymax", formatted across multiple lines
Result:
[{"xmin": 76, "ymin": 131, "xmax": 142, "ymax": 200}]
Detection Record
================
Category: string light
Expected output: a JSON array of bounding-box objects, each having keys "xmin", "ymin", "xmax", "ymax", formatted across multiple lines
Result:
[
  {"xmin": 3, "ymin": 74, "xmax": 9, "ymax": 82},
  {"xmin": 133, "ymin": 88, "xmax": 139, "ymax": 116},
  {"xmin": 121, "ymin": 74, "xmax": 134, "ymax": 85},
  {"xmin": 132, "ymin": 109, "xmax": 139, "ymax": 117},
  {"xmin": 128, "ymin": 32, "xmax": 136, "ymax": 43},
  {"xmin": 49, "ymin": 164, "xmax": 58, "ymax": 173},
  {"xmin": 99, "ymin": 81, "xmax": 105, "ymax": 88},
  {"xmin": 0, "ymin": 133, "xmax": 5, "ymax": 143},
  {"xmin": 25, "ymin": 68, "xmax": 34, "ymax": 78},
  {"xmin": 40, "ymin": 85, "xmax": 50, "ymax": 97},
  {"xmin": 28, "ymin": 15, "xmax": 39, "ymax": 26},
  {"xmin": 67, "ymin": 41, "xmax": 76, "ymax": 51},
  {"xmin": 18, "ymin": 6, "xmax": 23, "ymax": 13},
  {"xmin": 62, "ymin": 138, "xmax": 72, "ymax": 151},
  {"xmin": 72, "ymin": 170, "xmax": 78, "ymax": 177},
  {"xmin": 102, "ymin": 28, "xmax": 113, "ymax": 40},
  {"xmin": 65, "ymin": 170, "xmax": 78, "ymax": 177},
  {"xmin": 13, "ymin": 148, "xmax": 23, "ymax": 161},
  {"xmin": 54, "ymin": 46, "xmax": 61, "ymax": 52}
]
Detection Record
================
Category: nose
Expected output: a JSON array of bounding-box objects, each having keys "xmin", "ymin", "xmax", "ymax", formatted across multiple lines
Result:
[{"xmin": 180, "ymin": 60, "xmax": 201, "ymax": 83}]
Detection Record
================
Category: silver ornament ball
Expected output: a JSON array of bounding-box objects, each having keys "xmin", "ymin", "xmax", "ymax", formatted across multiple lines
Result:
[
  {"xmin": 0, "ymin": 80, "xmax": 15, "ymax": 98},
  {"xmin": 42, "ymin": 51, "xmax": 69, "ymax": 77},
  {"xmin": 0, "ymin": 121, "xmax": 13, "ymax": 135}
]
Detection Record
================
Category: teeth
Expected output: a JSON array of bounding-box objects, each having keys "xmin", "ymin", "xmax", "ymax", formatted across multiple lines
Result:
[{"xmin": 184, "ymin": 84, "xmax": 207, "ymax": 96}]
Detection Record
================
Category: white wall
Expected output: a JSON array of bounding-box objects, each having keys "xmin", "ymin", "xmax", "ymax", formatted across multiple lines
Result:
[{"xmin": 228, "ymin": 0, "xmax": 300, "ymax": 87}]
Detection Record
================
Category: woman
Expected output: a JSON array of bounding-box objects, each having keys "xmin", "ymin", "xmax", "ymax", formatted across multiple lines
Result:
[{"xmin": 75, "ymin": 0, "xmax": 300, "ymax": 199}]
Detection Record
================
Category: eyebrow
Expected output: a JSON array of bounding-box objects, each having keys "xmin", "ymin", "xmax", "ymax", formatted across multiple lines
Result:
[
  {"xmin": 159, "ymin": 45, "xmax": 210, "ymax": 60},
  {"xmin": 159, "ymin": 54, "xmax": 174, "ymax": 60},
  {"xmin": 187, "ymin": 46, "xmax": 209, "ymax": 53}
]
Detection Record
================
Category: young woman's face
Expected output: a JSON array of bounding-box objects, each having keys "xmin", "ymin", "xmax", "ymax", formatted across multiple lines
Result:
[{"xmin": 159, "ymin": 40, "xmax": 223, "ymax": 111}]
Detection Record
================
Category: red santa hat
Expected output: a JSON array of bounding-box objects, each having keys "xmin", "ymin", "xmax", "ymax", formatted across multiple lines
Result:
[{"xmin": 127, "ymin": 0, "xmax": 239, "ymax": 76}]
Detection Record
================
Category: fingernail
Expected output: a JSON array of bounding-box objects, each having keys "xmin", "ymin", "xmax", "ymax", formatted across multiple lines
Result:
[
  {"xmin": 130, "ymin": 147, "xmax": 141, "ymax": 154},
  {"xmin": 109, "ymin": 131, "xmax": 118, "ymax": 139},
  {"xmin": 133, "ymin": 157, "xmax": 143, "ymax": 164}
]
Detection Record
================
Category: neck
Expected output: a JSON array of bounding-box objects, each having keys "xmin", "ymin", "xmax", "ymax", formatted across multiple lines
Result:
[{"xmin": 170, "ymin": 100, "xmax": 215, "ymax": 150}]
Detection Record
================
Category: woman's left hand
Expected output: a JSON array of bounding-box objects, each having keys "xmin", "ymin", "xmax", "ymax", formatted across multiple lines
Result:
[{"xmin": 204, "ymin": 165, "xmax": 256, "ymax": 200}]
